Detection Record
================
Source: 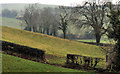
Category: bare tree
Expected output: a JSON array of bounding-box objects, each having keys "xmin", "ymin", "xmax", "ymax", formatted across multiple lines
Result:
[
  {"xmin": 58, "ymin": 6, "xmax": 71, "ymax": 39},
  {"xmin": 2, "ymin": 9, "xmax": 18, "ymax": 18},
  {"xmin": 49, "ymin": 10, "xmax": 59, "ymax": 36},
  {"xmin": 23, "ymin": 4, "xmax": 40, "ymax": 32},
  {"xmin": 23, "ymin": 4, "xmax": 59, "ymax": 36},
  {"xmin": 40, "ymin": 7, "xmax": 59, "ymax": 36},
  {"xmin": 72, "ymin": 1, "xmax": 109, "ymax": 44}
]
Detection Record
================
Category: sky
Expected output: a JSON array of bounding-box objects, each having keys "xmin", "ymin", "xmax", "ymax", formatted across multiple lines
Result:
[{"xmin": 0, "ymin": 0, "xmax": 119, "ymax": 6}]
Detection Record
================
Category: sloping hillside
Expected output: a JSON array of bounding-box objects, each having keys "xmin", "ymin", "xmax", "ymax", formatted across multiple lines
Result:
[
  {"xmin": 2, "ymin": 26, "xmax": 105, "ymax": 58},
  {"xmin": 2, "ymin": 26, "xmax": 107, "ymax": 68},
  {"xmin": 2, "ymin": 54, "xmax": 82, "ymax": 72}
]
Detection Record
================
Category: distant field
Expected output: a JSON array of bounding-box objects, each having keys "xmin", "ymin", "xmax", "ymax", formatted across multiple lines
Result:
[
  {"xmin": 2, "ymin": 4, "xmax": 27, "ymax": 11},
  {"xmin": 1, "ymin": 17, "xmax": 80, "ymax": 35},
  {"xmin": 76, "ymin": 39, "xmax": 115, "ymax": 44},
  {"xmin": 2, "ymin": 26, "xmax": 107, "ymax": 69},
  {"xmin": 1, "ymin": 16, "xmax": 92, "ymax": 36},
  {"xmin": 1, "ymin": 17, "xmax": 25, "ymax": 29},
  {"xmin": 2, "ymin": 53, "xmax": 83, "ymax": 72}
]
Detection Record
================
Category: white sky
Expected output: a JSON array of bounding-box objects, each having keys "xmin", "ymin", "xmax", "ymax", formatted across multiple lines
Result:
[{"xmin": 0, "ymin": 0, "xmax": 119, "ymax": 6}]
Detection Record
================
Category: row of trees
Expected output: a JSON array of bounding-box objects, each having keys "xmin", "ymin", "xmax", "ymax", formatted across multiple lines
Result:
[
  {"xmin": 23, "ymin": 4, "xmax": 71, "ymax": 38},
  {"xmin": 22, "ymin": 1, "xmax": 119, "ymax": 44},
  {"xmin": 21, "ymin": 1, "xmax": 120, "ymax": 71},
  {"xmin": 2, "ymin": 9, "xmax": 18, "ymax": 18}
]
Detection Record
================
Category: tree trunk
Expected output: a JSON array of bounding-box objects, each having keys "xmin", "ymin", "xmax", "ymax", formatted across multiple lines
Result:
[
  {"xmin": 95, "ymin": 33, "xmax": 101, "ymax": 44},
  {"xmin": 43, "ymin": 27, "xmax": 46, "ymax": 34},
  {"xmin": 33, "ymin": 26, "xmax": 37, "ymax": 32},
  {"xmin": 46, "ymin": 28, "xmax": 49, "ymax": 35},
  {"xmin": 53, "ymin": 29, "xmax": 56, "ymax": 36},
  {"xmin": 49, "ymin": 30, "xmax": 53, "ymax": 35},
  {"xmin": 39, "ymin": 26, "xmax": 42, "ymax": 33},
  {"xmin": 63, "ymin": 30, "xmax": 66, "ymax": 39}
]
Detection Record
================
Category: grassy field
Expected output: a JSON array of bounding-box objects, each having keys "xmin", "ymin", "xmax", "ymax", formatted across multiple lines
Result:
[
  {"xmin": 1, "ymin": 16, "xmax": 95, "ymax": 37},
  {"xmin": 76, "ymin": 39, "xmax": 114, "ymax": 44},
  {"xmin": 2, "ymin": 26, "xmax": 105, "ymax": 58},
  {"xmin": 1, "ymin": 17, "xmax": 25, "ymax": 29},
  {"xmin": 2, "ymin": 53, "xmax": 83, "ymax": 72},
  {"xmin": 2, "ymin": 26, "xmax": 107, "ymax": 71}
]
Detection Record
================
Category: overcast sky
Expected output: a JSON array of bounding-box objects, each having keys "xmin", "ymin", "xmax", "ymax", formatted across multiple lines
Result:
[{"xmin": 0, "ymin": 0, "xmax": 119, "ymax": 6}]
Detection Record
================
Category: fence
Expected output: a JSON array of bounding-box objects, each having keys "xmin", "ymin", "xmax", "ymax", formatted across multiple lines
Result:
[{"xmin": 66, "ymin": 54, "xmax": 104, "ymax": 68}]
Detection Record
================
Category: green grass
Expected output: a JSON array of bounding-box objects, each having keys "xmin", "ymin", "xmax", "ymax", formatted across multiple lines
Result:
[
  {"xmin": 76, "ymin": 39, "xmax": 115, "ymax": 44},
  {"xmin": 2, "ymin": 26, "xmax": 105, "ymax": 58},
  {"xmin": 2, "ymin": 53, "xmax": 83, "ymax": 72},
  {"xmin": 2, "ymin": 26, "xmax": 107, "ymax": 70}
]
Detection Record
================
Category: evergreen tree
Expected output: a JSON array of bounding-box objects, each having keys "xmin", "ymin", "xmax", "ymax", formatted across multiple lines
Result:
[{"xmin": 107, "ymin": 4, "xmax": 120, "ymax": 72}]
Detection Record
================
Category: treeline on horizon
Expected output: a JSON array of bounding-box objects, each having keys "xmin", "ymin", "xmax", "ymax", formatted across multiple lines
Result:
[{"xmin": 1, "ymin": 1, "xmax": 120, "ymax": 43}]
